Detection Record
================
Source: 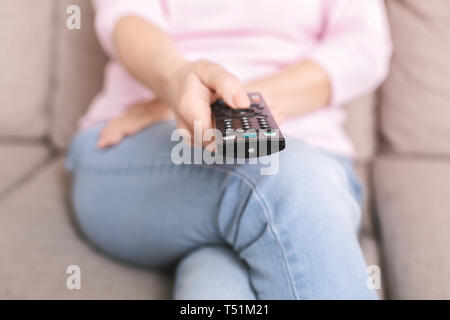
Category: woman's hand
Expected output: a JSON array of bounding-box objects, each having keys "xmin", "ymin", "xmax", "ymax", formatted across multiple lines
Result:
[
  {"xmin": 97, "ymin": 99, "xmax": 174, "ymax": 149},
  {"xmin": 162, "ymin": 59, "xmax": 251, "ymax": 146},
  {"xmin": 97, "ymin": 95, "xmax": 284, "ymax": 150},
  {"xmin": 96, "ymin": 68, "xmax": 287, "ymax": 149},
  {"xmin": 114, "ymin": 18, "xmax": 250, "ymax": 146}
]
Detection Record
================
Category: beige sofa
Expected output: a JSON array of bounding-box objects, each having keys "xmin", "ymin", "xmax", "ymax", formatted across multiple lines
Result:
[{"xmin": 1, "ymin": 0, "xmax": 449, "ymax": 299}]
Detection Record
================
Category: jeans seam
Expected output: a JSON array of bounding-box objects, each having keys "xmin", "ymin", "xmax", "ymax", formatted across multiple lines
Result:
[{"xmin": 206, "ymin": 166, "xmax": 300, "ymax": 300}]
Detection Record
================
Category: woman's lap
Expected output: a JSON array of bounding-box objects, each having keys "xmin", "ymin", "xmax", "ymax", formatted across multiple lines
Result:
[{"xmin": 66, "ymin": 120, "xmax": 374, "ymax": 299}]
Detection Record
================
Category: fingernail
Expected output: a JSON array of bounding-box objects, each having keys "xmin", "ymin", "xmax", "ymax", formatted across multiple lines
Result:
[
  {"xmin": 98, "ymin": 137, "xmax": 110, "ymax": 149},
  {"xmin": 233, "ymin": 91, "xmax": 250, "ymax": 108}
]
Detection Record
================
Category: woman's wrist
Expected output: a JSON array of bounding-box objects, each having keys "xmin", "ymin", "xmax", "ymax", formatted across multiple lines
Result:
[
  {"xmin": 243, "ymin": 60, "xmax": 331, "ymax": 118},
  {"xmin": 154, "ymin": 57, "xmax": 190, "ymax": 108}
]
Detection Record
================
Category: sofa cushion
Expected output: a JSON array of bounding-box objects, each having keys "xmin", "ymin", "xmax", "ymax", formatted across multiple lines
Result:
[
  {"xmin": 52, "ymin": 0, "xmax": 107, "ymax": 149},
  {"xmin": 374, "ymin": 156, "xmax": 450, "ymax": 299},
  {"xmin": 354, "ymin": 162, "xmax": 376, "ymax": 236},
  {"xmin": 0, "ymin": 159, "xmax": 172, "ymax": 299},
  {"xmin": 380, "ymin": 0, "xmax": 450, "ymax": 155},
  {"xmin": 0, "ymin": 0, "xmax": 53, "ymax": 139},
  {"xmin": 344, "ymin": 94, "xmax": 377, "ymax": 162},
  {"xmin": 0, "ymin": 144, "xmax": 49, "ymax": 197}
]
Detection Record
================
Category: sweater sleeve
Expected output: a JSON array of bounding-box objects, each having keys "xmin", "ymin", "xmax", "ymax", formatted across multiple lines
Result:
[
  {"xmin": 92, "ymin": 0, "xmax": 169, "ymax": 57},
  {"xmin": 307, "ymin": 0, "xmax": 392, "ymax": 107}
]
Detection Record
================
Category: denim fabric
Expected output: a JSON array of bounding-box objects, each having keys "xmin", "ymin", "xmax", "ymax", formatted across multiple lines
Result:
[{"xmin": 66, "ymin": 120, "xmax": 376, "ymax": 300}]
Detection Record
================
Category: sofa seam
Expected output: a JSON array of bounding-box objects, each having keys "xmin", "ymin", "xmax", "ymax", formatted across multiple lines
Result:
[
  {"xmin": 210, "ymin": 166, "xmax": 300, "ymax": 300},
  {"xmin": 43, "ymin": 0, "xmax": 61, "ymax": 150},
  {"xmin": 0, "ymin": 154, "xmax": 58, "ymax": 201}
]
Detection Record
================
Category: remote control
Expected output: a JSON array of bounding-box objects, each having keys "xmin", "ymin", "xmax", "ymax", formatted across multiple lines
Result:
[{"xmin": 211, "ymin": 93, "xmax": 286, "ymax": 158}]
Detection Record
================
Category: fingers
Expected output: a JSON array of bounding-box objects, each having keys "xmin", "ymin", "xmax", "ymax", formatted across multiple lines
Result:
[
  {"xmin": 97, "ymin": 100, "xmax": 175, "ymax": 149},
  {"xmin": 176, "ymin": 77, "xmax": 214, "ymax": 147},
  {"xmin": 98, "ymin": 122, "xmax": 124, "ymax": 149},
  {"xmin": 195, "ymin": 60, "xmax": 250, "ymax": 109},
  {"xmin": 232, "ymin": 88, "xmax": 251, "ymax": 109}
]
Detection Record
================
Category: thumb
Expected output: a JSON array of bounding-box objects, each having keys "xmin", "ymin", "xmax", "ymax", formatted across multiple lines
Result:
[{"xmin": 195, "ymin": 61, "xmax": 250, "ymax": 109}]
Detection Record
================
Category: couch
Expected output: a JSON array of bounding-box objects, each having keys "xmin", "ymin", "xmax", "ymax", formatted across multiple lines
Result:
[{"xmin": 1, "ymin": 0, "xmax": 449, "ymax": 299}]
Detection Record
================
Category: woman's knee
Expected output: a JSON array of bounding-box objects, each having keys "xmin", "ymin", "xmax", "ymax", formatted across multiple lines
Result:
[
  {"xmin": 227, "ymin": 141, "xmax": 361, "ymax": 244},
  {"xmin": 174, "ymin": 246, "xmax": 256, "ymax": 300},
  {"xmin": 249, "ymin": 140, "xmax": 354, "ymax": 207}
]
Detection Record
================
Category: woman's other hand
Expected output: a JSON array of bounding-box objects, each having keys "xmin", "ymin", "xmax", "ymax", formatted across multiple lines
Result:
[{"xmin": 97, "ymin": 99, "xmax": 174, "ymax": 149}]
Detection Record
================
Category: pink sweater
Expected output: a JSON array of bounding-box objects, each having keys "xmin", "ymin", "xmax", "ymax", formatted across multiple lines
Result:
[{"xmin": 81, "ymin": 0, "xmax": 392, "ymax": 157}]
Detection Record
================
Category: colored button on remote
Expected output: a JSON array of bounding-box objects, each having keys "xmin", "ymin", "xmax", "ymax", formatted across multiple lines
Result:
[
  {"xmin": 250, "ymin": 95, "xmax": 262, "ymax": 103},
  {"xmin": 243, "ymin": 132, "xmax": 258, "ymax": 139}
]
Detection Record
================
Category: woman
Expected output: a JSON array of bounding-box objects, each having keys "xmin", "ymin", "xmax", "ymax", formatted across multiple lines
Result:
[{"xmin": 66, "ymin": 0, "xmax": 391, "ymax": 299}]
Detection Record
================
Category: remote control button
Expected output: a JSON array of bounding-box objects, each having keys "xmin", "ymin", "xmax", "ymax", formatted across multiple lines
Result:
[
  {"xmin": 250, "ymin": 95, "xmax": 262, "ymax": 103},
  {"xmin": 223, "ymin": 135, "xmax": 236, "ymax": 141},
  {"xmin": 243, "ymin": 132, "xmax": 258, "ymax": 139}
]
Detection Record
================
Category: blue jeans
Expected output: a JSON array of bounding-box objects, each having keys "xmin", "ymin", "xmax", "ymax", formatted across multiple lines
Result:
[{"xmin": 66, "ymin": 120, "xmax": 377, "ymax": 300}]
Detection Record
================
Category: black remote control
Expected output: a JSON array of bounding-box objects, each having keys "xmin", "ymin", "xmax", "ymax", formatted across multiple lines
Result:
[{"xmin": 211, "ymin": 93, "xmax": 286, "ymax": 158}]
